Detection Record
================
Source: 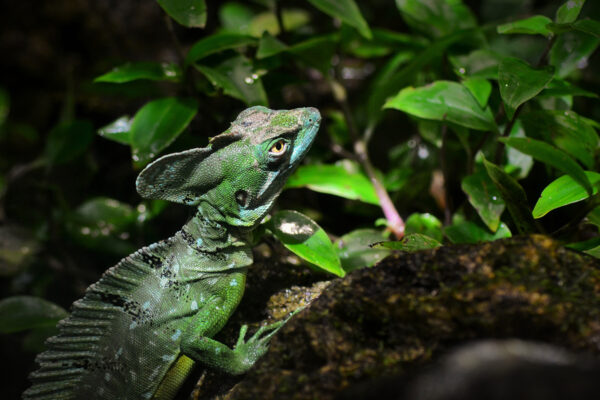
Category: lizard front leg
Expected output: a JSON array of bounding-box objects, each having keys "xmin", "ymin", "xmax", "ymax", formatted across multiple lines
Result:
[{"xmin": 180, "ymin": 298, "xmax": 302, "ymax": 375}]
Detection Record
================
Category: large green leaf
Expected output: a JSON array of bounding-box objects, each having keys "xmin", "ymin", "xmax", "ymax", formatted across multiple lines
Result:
[
  {"xmin": 462, "ymin": 169, "xmax": 505, "ymax": 231},
  {"xmin": 195, "ymin": 55, "xmax": 267, "ymax": 106},
  {"xmin": 130, "ymin": 97, "xmax": 198, "ymax": 167},
  {"xmin": 45, "ymin": 120, "xmax": 94, "ymax": 165},
  {"xmin": 268, "ymin": 210, "xmax": 344, "ymax": 277},
  {"xmin": 550, "ymin": 30, "xmax": 600, "ymax": 78},
  {"xmin": 286, "ymin": 162, "xmax": 379, "ymax": 205},
  {"xmin": 395, "ymin": 0, "xmax": 476, "ymax": 38},
  {"xmin": 483, "ymin": 157, "xmax": 537, "ymax": 234},
  {"xmin": 185, "ymin": 33, "xmax": 258, "ymax": 66},
  {"xmin": 97, "ymin": 116, "xmax": 132, "ymax": 145},
  {"xmin": 555, "ymin": 0, "xmax": 585, "ymax": 24},
  {"xmin": 94, "ymin": 62, "xmax": 180, "ymax": 83},
  {"xmin": 157, "ymin": 0, "xmax": 207, "ymax": 28},
  {"xmin": 520, "ymin": 110, "xmax": 598, "ymax": 169},
  {"xmin": 500, "ymin": 137, "xmax": 592, "ymax": 194},
  {"xmin": 384, "ymin": 81, "xmax": 496, "ymax": 131},
  {"xmin": 497, "ymin": 15, "xmax": 553, "ymax": 36},
  {"xmin": 307, "ymin": 0, "xmax": 371, "ymax": 39},
  {"xmin": 335, "ymin": 229, "xmax": 390, "ymax": 272},
  {"xmin": 498, "ymin": 57, "xmax": 554, "ymax": 119},
  {"xmin": 0, "ymin": 296, "xmax": 67, "ymax": 333},
  {"xmin": 533, "ymin": 172, "xmax": 600, "ymax": 218}
]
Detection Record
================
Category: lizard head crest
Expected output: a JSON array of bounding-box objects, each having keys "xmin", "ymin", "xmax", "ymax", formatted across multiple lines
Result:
[{"xmin": 136, "ymin": 106, "xmax": 320, "ymax": 227}]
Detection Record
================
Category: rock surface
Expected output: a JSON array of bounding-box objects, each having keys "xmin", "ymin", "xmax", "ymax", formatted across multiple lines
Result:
[{"xmin": 206, "ymin": 235, "xmax": 600, "ymax": 400}]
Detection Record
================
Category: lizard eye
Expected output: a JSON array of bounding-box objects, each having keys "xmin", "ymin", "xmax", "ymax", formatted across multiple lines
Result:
[
  {"xmin": 269, "ymin": 140, "xmax": 287, "ymax": 156},
  {"xmin": 235, "ymin": 190, "xmax": 248, "ymax": 207}
]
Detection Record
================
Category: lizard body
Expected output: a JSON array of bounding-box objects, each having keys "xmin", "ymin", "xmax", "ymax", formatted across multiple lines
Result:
[{"xmin": 23, "ymin": 106, "xmax": 321, "ymax": 400}]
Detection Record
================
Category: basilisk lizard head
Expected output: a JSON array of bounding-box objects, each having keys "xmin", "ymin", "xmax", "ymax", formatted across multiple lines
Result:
[{"xmin": 136, "ymin": 106, "xmax": 320, "ymax": 227}]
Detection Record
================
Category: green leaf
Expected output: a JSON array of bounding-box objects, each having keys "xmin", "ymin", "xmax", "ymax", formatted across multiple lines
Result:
[
  {"xmin": 375, "ymin": 233, "xmax": 441, "ymax": 251},
  {"xmin": 97, "ymin": 116, "xmax": 132, "ymax": 145},
  {"xmin": 483, "ymin": 157, "xmax": 537, "ymax": 234},
  {"xmin": 404, "ymin": 213, "xmax": 443, "ymax": 241},
  {"xmin": 540, "ymin": 78, "xmax": 599, "ymax": 98},
  {"xmin": 269, "ymin": 210, "xmax": 344, "ymax": 277},
  {"xmin": 520, "ymin": 110, "xmax": 598, "ymax": 169},
  {"xmin": 157, "ymin": 0, "xmax": 207, "ymax": 28},
  {"xmin": 195, "ymin": 55, "xmax": 267, "ymax": 106},
  {"xmin": 335, "ymin": 229, "xmax": 390, "ymax": 272},
  {"xmin": 566, "ymin": 236, "xmax": 600, "ymax": 252},
  {"xmin": 497, "ymin": 15, "xmax": 553, "ymax": 36},
  {"xmin": 45, "ymin": 120, "xmax": 94, "ymax": 165},
  {"xmin": 66, "ymin": 197, "xmax": 138, "ymax": 256},
  {"xmin": 219, "ymin": 2, "xmax": 254, "ymax": 34},
  {"xmin": 498, "ymin": 57, "xmax": 555, "ymax": 119},
  {"xmin": 368, "ymin": 29, "xmax": 474, "ymax": 125},
  {"xmin": 0, "ymin": 296, "xmax": 67, "ymax": 333},
  {"xmin": 0, "ymin": 226, "xmax": 38, "ymax": 277},
  {"xmin": 556, "ymin": 0, "xmax": 585, "ymax": 24},
  {"xmin": 500, "ymin": 137, "xmax": 592, "ymax": 195},
  {"xmin": 506, "ymin": 120, "xmax": 533, "ymax": 179},
  {"xmin": 287, "ymin": 35, "xmax": 337, "ymax": 76},
  {"xmin": 584, "ymin": 245, "xmax": 600, "ymax": 258},
  {"xmin": 256, "ymin": 32, "xmax": 288, "ymax": 59},
  {"xmin": 94, "ymin": 62, "xmax": 180, "ymax": 83},
  {"xmin": 384, "ymin": 81, "xmax": 497, "ymax": 131},
  {"xmin": 462, "ymin": 77, "xmax": 492, "ymax": 108},
  {"xmin": 185, "ymin": 33, "xmax": 257, "ymax": 66},
  {"xmin": 450, "ymin": 49, "xmax": 503, "ymax": 80},
  {"xmin": 550, "ymin": 30, "xmax": 600, "ymax": 78},
  {"xmin": 532, "ymin": 172, "xmax": 600, "ymax": 218},
  {"xmin": 462, "ymin": 169, "xmax": 505, "ymax": 231},
  {"xmin": 248, "ymin": 9, "xmax": 311, "ymax": 37},
  {"xmin": 445, "ymin": 220, "xmax": 511, "ymax": 244},
  {"xmin": 395, "ymin": 0, "xmax": 476, "ymax": 38},
  {"xmin": 286, "ymin": 162, "xmax": 379, "ymax": 205},
  {"xmin": 307, "ymin": 0, "xmax": 372, "ymax": 39},
  {"xmin": 130, "ymin": 97, "xmax": 198, "ymax": 167},
  {"xmin": 572, "ymin": 19, "xmax": 600, "ymax": 38}
]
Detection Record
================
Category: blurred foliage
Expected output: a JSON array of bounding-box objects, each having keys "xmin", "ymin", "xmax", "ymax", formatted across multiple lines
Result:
[{"xmin": 1, "ymin": 0, "xmax": 600, "ymax": 395}]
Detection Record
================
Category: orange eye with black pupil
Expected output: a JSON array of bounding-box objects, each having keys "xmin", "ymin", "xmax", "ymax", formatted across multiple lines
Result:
[{"xmin": 269, "ymin": 140, "xmax": 286, "ymax": 155}]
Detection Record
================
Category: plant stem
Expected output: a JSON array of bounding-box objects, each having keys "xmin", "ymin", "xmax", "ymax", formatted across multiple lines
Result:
[
  {"xmin": 332, "ymin": 80, "xmax": 405, "ymax": 239},
  {"xmin": 440, "ymin": 123, "xmax": 453, "ymax": 225}
]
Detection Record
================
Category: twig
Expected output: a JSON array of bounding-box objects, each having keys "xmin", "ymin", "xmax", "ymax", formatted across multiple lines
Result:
[
  {"xmin": 274, "ymin": 2, "xmax": 287, "ymax": 41},
  {"xmin": 440, "ymin": 122, "xmax": 453, "ymax": 225},
  {"xmin": 331, "ymin": 80, "xmax": 405, "ymax": 239}
]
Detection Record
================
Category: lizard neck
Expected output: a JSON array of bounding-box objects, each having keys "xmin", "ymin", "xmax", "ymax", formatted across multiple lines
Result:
[{"xmin": 182, "ymin": 201, "xmax": 252, "ymax": 250}]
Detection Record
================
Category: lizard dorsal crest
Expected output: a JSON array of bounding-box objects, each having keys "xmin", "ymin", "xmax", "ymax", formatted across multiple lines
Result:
[{"xmin": 136, "ymin": 146, "xmax": 219, "ymax": 205}]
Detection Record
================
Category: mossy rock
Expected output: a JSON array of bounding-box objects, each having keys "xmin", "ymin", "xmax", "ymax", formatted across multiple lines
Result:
[{"xmin": 220, "ymin": 235, "xmax": 600, "ymax": 400}]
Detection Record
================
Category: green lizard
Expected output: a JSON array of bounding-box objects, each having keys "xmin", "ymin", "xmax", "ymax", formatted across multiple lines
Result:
[{"xmin": 23, "ymin": 106, "xmax": 321, "ymax": 400}]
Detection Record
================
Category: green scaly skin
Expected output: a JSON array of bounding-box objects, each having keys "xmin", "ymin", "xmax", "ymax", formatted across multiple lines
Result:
[{"xmin": 23, "ymin": 106, "xmax": 321, "ymax": 400}]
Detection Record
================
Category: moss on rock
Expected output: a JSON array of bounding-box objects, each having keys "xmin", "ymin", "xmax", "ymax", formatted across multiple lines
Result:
[{"xmin": 222, "ymin": 235, "xmax": 600, "ymax": 400}]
